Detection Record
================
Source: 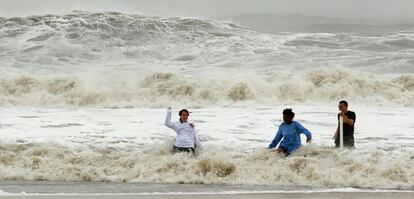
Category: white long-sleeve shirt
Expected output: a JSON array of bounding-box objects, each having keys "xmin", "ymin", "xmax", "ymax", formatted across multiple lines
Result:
[{"xmin": 165, "ymin": 109, "xmax": 201, "ymax": 149}]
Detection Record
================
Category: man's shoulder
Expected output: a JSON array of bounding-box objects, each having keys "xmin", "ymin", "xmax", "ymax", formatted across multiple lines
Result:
[
  {"xmin": 346, "ymin": 110, "xmax": 356, "ymax": 120},
  {"xmin": 347, "ymin": 110, "xmax": 356, "ymax": 115},
  {"xmin": 292, "ymin": 121, "xmax": 304, "ymax": 127}
]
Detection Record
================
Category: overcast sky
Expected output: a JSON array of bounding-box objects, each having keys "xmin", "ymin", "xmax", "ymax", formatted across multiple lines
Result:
[{"xmin": 1, "ymin": 0, "xmax": 414, "ymax": 21}]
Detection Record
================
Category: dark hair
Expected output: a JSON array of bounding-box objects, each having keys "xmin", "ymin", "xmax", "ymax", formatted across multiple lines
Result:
[
  {"xmin": 339, "ymin": 100, "xmax": 348, "ymax": 107},
  {"xmin": 283, "ymin": 108, "xmax": 295, "ymax": 118},
  {"xmin": 179, "ymin": 109, "xmax": 190, "ymax": 116}
]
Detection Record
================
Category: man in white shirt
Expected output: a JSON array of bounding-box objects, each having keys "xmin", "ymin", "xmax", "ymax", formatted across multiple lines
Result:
[{"xmin": 165, "ymin": 107, "xmax": 202, "ymax": 153}]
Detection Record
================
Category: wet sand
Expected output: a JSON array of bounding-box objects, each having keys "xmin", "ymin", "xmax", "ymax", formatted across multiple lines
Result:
[
  {"xmin": 1, "ymin": 192, "xmax": 414, "ymax": 199},
  {"xmin": 0, "ymin": 181, "xmax": 413, "ymax": 199}
]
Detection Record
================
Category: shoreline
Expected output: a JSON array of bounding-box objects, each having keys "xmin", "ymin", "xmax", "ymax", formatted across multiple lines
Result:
[
  {"xmin": 1, "ymin": 192, "xmax": 414, "ymax": 199},
  {"xmin": 0, "ymin": 181, "xmax": 413, "ymax": 198}
]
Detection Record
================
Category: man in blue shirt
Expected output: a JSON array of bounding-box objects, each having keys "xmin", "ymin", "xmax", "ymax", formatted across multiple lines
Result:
[{"xmin": 268, "ymin": 108, "xmax": 312, "ymax": 155}]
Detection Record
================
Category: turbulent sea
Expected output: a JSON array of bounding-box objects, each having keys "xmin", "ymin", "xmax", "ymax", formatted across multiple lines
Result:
[{"xmin": 0, "ymin": 12, "xmax": 413, "ymax": 191}]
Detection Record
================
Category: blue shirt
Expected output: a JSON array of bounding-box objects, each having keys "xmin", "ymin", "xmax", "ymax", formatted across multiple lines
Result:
[{"xmin": 268, "ymin": 121, "xmax": 312, "ymax": 154}]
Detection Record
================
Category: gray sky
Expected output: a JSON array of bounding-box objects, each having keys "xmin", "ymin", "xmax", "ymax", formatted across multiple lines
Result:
[{"xmin": 1, "ymin": 0, "xmax": 414, "ymax": 21}]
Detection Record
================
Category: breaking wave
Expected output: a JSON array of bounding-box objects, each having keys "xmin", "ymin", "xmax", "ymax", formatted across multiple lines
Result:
[
  {"xmin": 1, "ymin": 11, "xmax": 414, "ymax": 73},
  {"xmin": 0, "ymin": 68, "xmax": 413, "ymax": 107},
  {"xmin": 0, "ymin": 142, "xmax": 412, "ymax": 190},
  {"xmin": 0, "ymin": 11, "xmax": 413, "ymax": 107}
]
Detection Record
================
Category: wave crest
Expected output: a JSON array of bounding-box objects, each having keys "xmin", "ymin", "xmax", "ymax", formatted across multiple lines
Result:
[
  {"xmin": 0, "ymin": 143, "xmax": 412, "ymax": 189},
  {"xmin": 0, "ymin": 68, "xmax": 413, "ymax": 107}
]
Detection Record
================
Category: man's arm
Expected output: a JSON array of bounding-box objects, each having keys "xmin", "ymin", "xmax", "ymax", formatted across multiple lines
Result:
[
  {"xmin": 296, "ymin": 122, "xmax": 312, "ymax": 143},
  {"xmin": 333, "ymin": 126, "xmax": 339, "ymax": 139},
  {"xmin": 269, "ymin": 126, "xmax": 283, "ymax": 149},
  {"xmin": 192, "ymin": 127, "xmax": 202, "ymax": 150},
  {"xmin": 340, "ymin": 112, "xmax": 354, "ymax": 126},
  {"xmin": 165, "ymin": 107, "xmax": 177, "ymax": 132}
]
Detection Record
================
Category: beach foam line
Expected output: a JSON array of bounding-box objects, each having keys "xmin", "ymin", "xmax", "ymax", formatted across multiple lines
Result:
[{"xmin": 0, "ymin": 142, "xmax": 413, "ymax": 189}]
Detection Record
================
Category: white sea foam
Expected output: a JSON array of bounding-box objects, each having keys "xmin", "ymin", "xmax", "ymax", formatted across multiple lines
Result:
[
  {"xmin": 0, "ymin": 68, "xmax": 412, "ymax": 107},
  {"xmin": 0, "ymin": 11, "xmax": 413, "ymax": 190},
  {"xmin": 0, "ymin": 106, "xmax": 413, "ymax": 189},
  {"xmin": 1, "ymin": 12, "xmax": 413, "ymax": 108},
  {"xmin": 0, "ymin": 142, "xmax": 412, "ymax": 189}
]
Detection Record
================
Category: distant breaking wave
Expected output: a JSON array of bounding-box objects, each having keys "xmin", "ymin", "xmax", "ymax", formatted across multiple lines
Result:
[
  {"xmin": 0, "ymin": 11, "xmax": 413, "ymax": 108},
  {"xmin": 0, "ymin": 69, "xmax": 413, "ymax": 107},
  {"xmin": 1, "ymin": 11, "xmax": 414, "ymax": 72},
  {"xmin": 0, "ymin": 11, "xmax": 265, "ymax": 69}
]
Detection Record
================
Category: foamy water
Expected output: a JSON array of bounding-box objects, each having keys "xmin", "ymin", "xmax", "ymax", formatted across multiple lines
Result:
[
  {"xmin": 0, "ymin": 69, "xmax": 413, "ymax": 108},
  {"xmin": 0, "ymin": 11, "xmax": 413, "ymax": 190},
  {"xmin": 0, "ymin": 106, "xmax": 413, "ymax": 189},
  {"xmin": 0, "ymin": 12, "xmax": 413, "ymax": 108}
]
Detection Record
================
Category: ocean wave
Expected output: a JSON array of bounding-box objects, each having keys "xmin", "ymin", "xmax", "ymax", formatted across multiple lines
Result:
[
  {"xmin": 1, "ymin": 11, "xmax": 414, "ymax": 74},
  {"xmin": 0, "ymin": 68, "xmax": 413, "ymax": 107},
  {"xmin": 0, "ymin": 11, "xmax": 269, "ymax": 67},
  {"xmin": 0, "ymin": 142, "xmax": 412, "ymax": 189}
]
